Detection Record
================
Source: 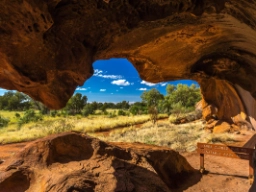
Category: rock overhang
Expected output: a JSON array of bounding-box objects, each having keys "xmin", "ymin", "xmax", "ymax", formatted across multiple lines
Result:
[{"xmin": 1, "ymin": 0, "xmax": 256, "ymax": 128}]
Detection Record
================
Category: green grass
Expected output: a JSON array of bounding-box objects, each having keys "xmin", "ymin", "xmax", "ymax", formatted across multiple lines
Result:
[{"xmin": 0, "ymin": 110, "xmax": 25, "ymax": 124}]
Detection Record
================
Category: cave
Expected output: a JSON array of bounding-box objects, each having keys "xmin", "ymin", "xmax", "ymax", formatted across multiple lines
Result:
[{"xmin": 0, "ymin": 0, "xmax": 256, "ymax": 130}]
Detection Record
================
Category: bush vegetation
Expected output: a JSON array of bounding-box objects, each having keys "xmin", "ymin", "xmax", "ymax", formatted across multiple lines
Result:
[
  {"xmin": 0, "ymin": 115, "xmax": 9, "ymax": 128},
  {"xmin": 0, "ymin": 83, "xmax": 202, "ymax": 145}
]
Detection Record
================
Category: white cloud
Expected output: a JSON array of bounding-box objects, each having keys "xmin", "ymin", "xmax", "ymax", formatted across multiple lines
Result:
[
  {"xmin": 138, "ymin": 88, "xmax": 147, "ymax": 91},
  {"xmin": 76, "ymin": 87, "xmax": 87, "ymax": 91},
  {"xmin": 120, "ymin": 87, "xmax": 123, "ymax": 89},
  {"xmin": 111, "ymin": 93, "xmax": 114, "ymax": 95},
  {"xmin": 141, "ymin": 80, "xmax": 156, "ymax": 87},
  {"xmin": 111, "ymin": 79, "xmax": 130, "ymax": 86},
  {"xmin": 94, "ymin": 69, "xmax": 103, "ymax": 75},
  {"xmin": 101, "ymin": 75, "xmax": 122, "ymax": 79},
  {"xmin": 100, "ymin": 89, "xmax": 106, "ymax": 92},
  {"xmin": 94, "ymin": 69, "xmax": 122, "ymax": 79},
  {"xmin": 160, "ymin": 83, "xmax": 167, "ymax": 87}
]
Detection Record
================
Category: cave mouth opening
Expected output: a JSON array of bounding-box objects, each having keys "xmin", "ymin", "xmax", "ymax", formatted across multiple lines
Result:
[{"xmin": 74, "ymin": 58, "xmax": 200, "ymax": 104}]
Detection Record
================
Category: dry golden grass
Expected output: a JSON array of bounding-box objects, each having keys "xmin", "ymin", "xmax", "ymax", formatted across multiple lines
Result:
[
  {"xmin": 0, "ymin": 114, "xmax": 168, "ymax": 144},
  {"xmin": 93, "ymin": 120, "xmax": 240, "ymax": 152},
  {"xmin": 0, "ymin": 112, "xmax": 239, "ymax": 152}
]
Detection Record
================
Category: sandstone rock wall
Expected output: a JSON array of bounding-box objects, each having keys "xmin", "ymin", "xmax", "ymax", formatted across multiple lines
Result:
[{"xmin": 1, "ymin": 0, "xmax": 256, "ymax": 128}]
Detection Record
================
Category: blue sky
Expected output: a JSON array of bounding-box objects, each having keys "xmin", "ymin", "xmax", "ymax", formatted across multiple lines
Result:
[{"xmin": 0, "ymin": 59, "xmax": 198, "ymax": 103}]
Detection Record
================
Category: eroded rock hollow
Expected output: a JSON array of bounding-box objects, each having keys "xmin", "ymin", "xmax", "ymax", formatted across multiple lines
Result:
[
  {"xmin": 1, "ymin": 0, "xmax": 256, "ymax": 129},
  {"xmin": 0, "ymin": 133, "xmax": 196, "ymax": 191}
]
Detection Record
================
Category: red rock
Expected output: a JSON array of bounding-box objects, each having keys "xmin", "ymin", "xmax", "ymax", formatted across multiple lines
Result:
[
  {"xmin": 213, "ymin": 121, "xmax": 231, "ymax": 133},
  {"xmin": 0, "ymin": 1, "xmax": 256, "ymax": 129},
  {"xmin": 0, "ymin": 132, "xmax": 196, "ymax": 192}
]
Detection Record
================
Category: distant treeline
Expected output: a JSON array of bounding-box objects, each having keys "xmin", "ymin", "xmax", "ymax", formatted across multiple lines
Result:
[{"xmin": 0, "ymin": 84, "xmax": 201, "ymax": 117}]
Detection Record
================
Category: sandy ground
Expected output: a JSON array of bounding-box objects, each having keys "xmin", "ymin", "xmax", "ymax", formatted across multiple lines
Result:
[
  {"xmin": 0, "ymin": 131, "xmax": 255, "ymax": 192},
  {"xmin": 178, "ymin": 152, "xmax": 251, "ymax": 192}
]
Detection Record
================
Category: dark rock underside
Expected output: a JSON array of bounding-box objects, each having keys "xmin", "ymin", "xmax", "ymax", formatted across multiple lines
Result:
[{"xmin": 1, "ymin": 0, "xmax": 256, "ymax": 128}]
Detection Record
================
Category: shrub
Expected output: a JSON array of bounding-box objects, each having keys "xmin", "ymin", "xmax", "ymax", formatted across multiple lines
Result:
[
  {"xmin": 118, "ymin": 110, "xmax": 126, "ymax": 116},
  {"xmin": 82, "ymin": 105, "xmax": 95, "ymax": 117},
  {"xmin": 18, "ymin": 110, "xmax": 43, "ymax": 127},
  {"xmin": 50, "ymin": 110, "xmax": 57, "ymax": 117},
  {"xmin": 107, "ymin": 112, "xmax": 117, "ymax": 118},
  {"xmin": 61, "ymin": 111, "xmax": 68, "ymax": 117},
  {"xmin": 103, "ymin": 111, "xmax": 108, "ymax": 115},
  {"xmin": 0, "ymin": 115, "xmax": 9, "ymax": 128},
  {"xmin": 15, "ymin": 113, "xmax": 20, "ymax": 118}
]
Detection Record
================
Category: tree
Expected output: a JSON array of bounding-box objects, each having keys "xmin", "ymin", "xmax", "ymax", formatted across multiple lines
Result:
[
  {"xmin": 66, "ymin": 93, "xmax": 87, "ymax": 114},
  {"xmin": 0, "ymin": 91, "xmax": 31, "ymax": 111},
  {"xmin": 165, "ymin": 84, "xmax": 201, "ymax": 114},
  {"xmin": 82, "ymin": 104, "xmax": 95, "ymax": 116},
  {"xmin": 141, "ymin": 88, "xmax": 164, "ymax": 107},
  {"xmin": 129, "ymin": 102, "xmax": 147, "ymax": 115},
  {"xmin": 115, "ymin": 101, "xmax": 130, "ymax": 109},
  {"xmin": 141, "ymin": 88, "xmax": 164, "ymax": 124}
]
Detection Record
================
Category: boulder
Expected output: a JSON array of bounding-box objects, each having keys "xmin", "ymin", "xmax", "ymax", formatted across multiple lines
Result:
[
  {"xmin": 0, "ymin": 132, "xmax": 196, "ymax": 192},
  {"xmin": 213, "ymin": 121, "xmax": 231, "ymax": 133}
]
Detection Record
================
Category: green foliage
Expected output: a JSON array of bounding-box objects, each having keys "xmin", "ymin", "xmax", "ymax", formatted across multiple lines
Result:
[
  {"xmin": 82, "ymin": 104, "xmax": 95, "ymax": 116},
  {"xmin": 101, "ymin": 103, "xmax": 108, "ymax": 113},
  {"xmin": 103, "ymin": 110, "xmax": 108, "ymax": 115},
  {"xmin": 141, "ymin": 88, "xmax": 164, "ymax": 107},
  {"xmin": 15, "ymin": 113, "xmax": 20, "ymax": 118},
  {"xmin": 50, "ymin": 110, "xmax": 57, "ymax": 117},
  {"xmin": 171, "ymin": 101, "xmax": 188, "ymax": 116},
  {"xmin": 165, "ymin": 84, "xmax": 201, "ymax": 110},
  {"xmin": 141, "ymin": 88, "xmax": 164, "ymax": 124},
  {"xmin": 18, "ymin": 110, "xmax": 43, "ymax": 127},
  {"xmin": 118, "ymin": 110, "xmax": 126, "ymax": 116},
  {"xmin": 115, "ymin": 101, "xmax": 130, "ymax": 109},
  {"xmin": 66, "ymin": 93, "xmax": 87, "ymax": 115},
  {"xmin": 129, "ymin": 102, "xmax": 147, "ymax": 115},
  {"xmin": 107, "ymin": 112, "xmax": 117, "ymax": 118},
  {"xmin": 0, "ymin": 91, "xmax": 31, "ymax": 111},
  {"xmin": 0, "ymin": 115, "xmax": 9, "ymax": 128}
]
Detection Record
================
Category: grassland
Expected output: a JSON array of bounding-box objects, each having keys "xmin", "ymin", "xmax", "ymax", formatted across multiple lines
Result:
[
  {"xmin": 92, "ymin": 120, "xmax": 240, "ymax": 152},
  {"xmin": 0, "ymin": 111, "xmax": 168, "ymax": 144},
  {"xmin": 0, "ymin": 110, "xmax": 240, "ymax": 153}
]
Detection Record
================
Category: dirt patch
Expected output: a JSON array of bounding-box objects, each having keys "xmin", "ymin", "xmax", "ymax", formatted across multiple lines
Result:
[{"xmin": 178, "ymin": 152, "xmax": 251, "ymax": 191}]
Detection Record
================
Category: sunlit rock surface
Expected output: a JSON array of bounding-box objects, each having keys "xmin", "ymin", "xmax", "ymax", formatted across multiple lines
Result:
[
  {"xmin": 1, "ymin": 0, "xmax": 256, "ymax": 128},
  {"xmin": 0, "ymin": 133, "xmax": 195, "ymax": 192}
]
